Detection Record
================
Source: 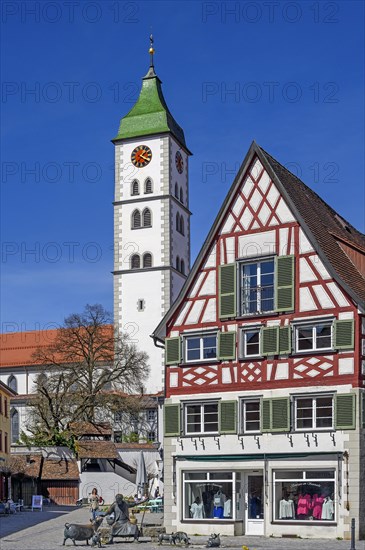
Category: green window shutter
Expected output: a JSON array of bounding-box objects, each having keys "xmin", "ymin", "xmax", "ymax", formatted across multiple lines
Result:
[
  {"xmin": 335, "ymin": 394, "xmax": 356, "ymax": 430},
  {"xmin": 164, "ymin": 404, "xmax": 181, "ymax": 436},
  {"xmin": 261, "ymin": 399, "xmax": 271, "ymax": 432},
  {"xmin": 219, "ymin": 400, "xmax": 237, "ymax": 434},
  {"xmin": 279, "ymin": 326, "xmax": 291, "ymax": 354},
  {"xmin": 271, "ymin": 397, "xmax": 290, "ymax": 432},
  {"xmin": 218, "ymin": 331, "xmax": 236, "ymax": 360},
  {"xmin": 261, "ymin": 326, "xmax": 279, "ymax": 355},
  {"xmin": 275, "ymin": 255, "xmax": 294, "ymax": 312},
  {"xmin": 219, "ymin": 264, "xmax": 236, "ymax": 319},
  {"xmin": 165, "ymin": 337, "xmax": 181, "ymax": 365},
  {"xmin": 334, "ymin": 320, "xmax": 354, "ymax": 350}
]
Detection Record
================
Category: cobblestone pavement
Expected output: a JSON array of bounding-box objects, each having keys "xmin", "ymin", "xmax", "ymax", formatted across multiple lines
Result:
[{"xmin": 0, "ymin": 507, "xmax": 364, "ymax": 550}]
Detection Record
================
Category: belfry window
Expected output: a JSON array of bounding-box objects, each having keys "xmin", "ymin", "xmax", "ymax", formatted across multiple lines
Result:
[
  {"xmin": 143, "ymin": 253, "xmax": 152, "ymax": 268},
  {"xmin": 131, "ymin": 254, "xmax": 140, "ymax": 269},
  {"xmin": 131, "ymin": 180, "xmax": 139, "ymax": 196},
  {"xmin": 143, "ymin": 208, "xmax": 152, "ymax": 227},
  {"xmin": 132, "ymin": 210, "xmax": 141, "ymax": 229},
  {"xmin": 144, "ymin": 178, "xmax": 153, "ymax": 194}
]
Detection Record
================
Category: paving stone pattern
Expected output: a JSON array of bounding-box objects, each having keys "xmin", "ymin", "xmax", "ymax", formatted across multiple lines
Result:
[{"xmin": 0, "ymin": 506, "xmax": 364, "ymax": 550}]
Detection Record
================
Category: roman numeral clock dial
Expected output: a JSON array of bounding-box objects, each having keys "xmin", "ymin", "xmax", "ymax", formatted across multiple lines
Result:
[{"xmin": 131, "ymin": 145, "xmax": 152, "ymax": 168}]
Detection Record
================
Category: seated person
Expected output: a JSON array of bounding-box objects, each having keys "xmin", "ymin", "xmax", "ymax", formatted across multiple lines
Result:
[{"xmin": 102, "ymin": 493, "xmax": 148, "ymax": 544}]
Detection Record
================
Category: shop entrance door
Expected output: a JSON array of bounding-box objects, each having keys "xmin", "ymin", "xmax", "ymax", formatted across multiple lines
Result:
[{"xmin": 245, "ymin": 474, "xmax": 264, "ymax": 535}]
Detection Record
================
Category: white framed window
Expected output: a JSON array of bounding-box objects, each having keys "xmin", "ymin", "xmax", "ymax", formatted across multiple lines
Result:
[
  {"xmin": 147, "ymin": 409, "xmax": 157, "ymax": 422},
  {"xmin": 239, "ymin": 258, "xmax": 275, "ymax": 315},
  {"xmin": 241, "ymin": 328, "xmax": 261, "ymax": 357},
  {"xmin": 294, "ymin": 394, "xmax": 334, "ymax": 430},
  {"xmin": 294, "ymin": 322, "xmax": 332, "ymax": 352},
  {"xmin": 184, "ymin": 402, "xmax": 219, "ymax": 434},
  {"xmin": 273, "ymin": 469, "xmax": 335, "ymax": 522},
  {"xmin": 183, "ymin": 471, "xmax": 235, "ymax": 520},
  {"xmin": 241, "ymin": 399, "xmax": 261, "ymax": 433},
  {"xmin": 185, "ymin": 333, "xmax": 217, "ymax": 362}
]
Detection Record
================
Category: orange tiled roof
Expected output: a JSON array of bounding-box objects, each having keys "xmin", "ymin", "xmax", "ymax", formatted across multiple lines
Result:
[
  {"xmin": 0, "ymin": 325, "xmax": 114, "ymax": 368},
  {"xmin": 0, "ymin": 329, "xmax": 59, "ymax": 367}
]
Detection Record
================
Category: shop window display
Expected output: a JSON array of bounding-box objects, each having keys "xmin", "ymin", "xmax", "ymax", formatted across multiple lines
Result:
[
  {"xmin": 273, "ymin": 470, "xmax": 335, "ymax": 522},
  {"xmin": 183, "ymin": 471, "xmax": 234, "ymax": 521}
]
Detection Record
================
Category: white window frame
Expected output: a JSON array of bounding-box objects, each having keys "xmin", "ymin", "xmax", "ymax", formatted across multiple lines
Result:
[
  {"xmin": 240, "ymin": 327, "xmax": 261, "ymax": 358},
  {"xmin": 294, "ymin": 322, "xmax": 333, "ymax": 353},
  {"xmin": 239, "ymin": 257, "xmax": 275, "ymax": 315},
  {"xmin": 273, "ymin": 469, "xmax": 336, "ymax": 523},
  {"xmin": 184, "ymin": 401, "xmax": 219, "ymax": 435},
  {"xmin": 182, "ymin": 470, "xmax": 236, "ymax": 521},
  {"xmin": 294, "ymin": 394, "xmax": 334, "ymax": 431},
  {"xmin": 241, "ymin": 398, "xmax": 261, "ymax": 434},
  {"xmin": 184, "ymin": 333, "xmax": 218, "ymax": 363}
]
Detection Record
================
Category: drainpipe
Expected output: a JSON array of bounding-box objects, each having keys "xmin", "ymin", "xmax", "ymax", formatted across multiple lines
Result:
[{"xmin": 343, "ymin": 451, "xmax": 350, "ymax": 511}]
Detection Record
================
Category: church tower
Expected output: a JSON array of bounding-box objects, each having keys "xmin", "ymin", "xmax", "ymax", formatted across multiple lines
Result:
[{"xmin": 112, "ymin": 39, "xmax": 191, "ymax": 393}]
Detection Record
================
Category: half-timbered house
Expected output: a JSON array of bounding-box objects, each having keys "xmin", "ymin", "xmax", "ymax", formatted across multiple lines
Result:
[{"xmin": 153, "ymin": 141, "xmax": 365, "ymax": 540}]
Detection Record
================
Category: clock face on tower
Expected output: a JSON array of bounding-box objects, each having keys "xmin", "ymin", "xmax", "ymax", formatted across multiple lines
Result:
[
  {"xmin": 131, "ymin": 145, "xmax": 152, "ymax": 168},
  {"xmin": 175, "ymin": 151, "xmax": 184, "ymax": 174}
]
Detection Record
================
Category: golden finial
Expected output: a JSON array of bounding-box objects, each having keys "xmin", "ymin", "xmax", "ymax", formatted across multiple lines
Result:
[{"xmin": 149, "ymin": 34, "xmax": 155, "ymax": 56}]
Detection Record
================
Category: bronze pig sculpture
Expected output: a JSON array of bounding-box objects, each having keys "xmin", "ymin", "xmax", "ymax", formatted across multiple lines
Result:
[{"xmin": 63, "ymin": 516, "xmax": 103, "ymax": 546}]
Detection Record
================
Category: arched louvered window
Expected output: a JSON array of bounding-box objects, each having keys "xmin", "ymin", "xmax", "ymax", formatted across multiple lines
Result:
[
  {"xmin": 143, "ymin": 208, "xmax": 152, "ymax": 227},
  {"xmin": 180, "ymin": 259, "xmax": 185, "ymax": 275},
  {"xmin": 176, "ymin": 256, "xmax": 180, "ymax": 272},
  {"xmin": 131, "ymin": 254, "xmax": 141, "ymax": 269},
  {"xmin": 132, "ymin": 209, "xmax": 141, "ymax": 229},
  {"xmin": 7, "ymin": 375, "xmax": 17, "ymax": 393},
  {"xmin": 175, "ymin": 182, "xmax": 179, "ymax": 198},
  {"xmin": 176, "ymin": 212, "xmax": 180, "ymax": 232},
  {"xmin": 180, "ymin": 216, "xmax": 185, "ymax": 236},
  {"xmin": 180, "ymin": 187, "xmax": 184, "ymax": 204},
  {"xmin": 11, "ymin": 408, "xmax": 19, "ymax": 444},
  {"xmin": 144, "ymin": 178, "xmax": 153, "ymax": 194},
  {"xmin": 143, "ymin": 253, "xmax": 152, "ymax": 268},
  {"xmin": 131, "ymin": 180, "xmax": 140, "ymax": 196}
]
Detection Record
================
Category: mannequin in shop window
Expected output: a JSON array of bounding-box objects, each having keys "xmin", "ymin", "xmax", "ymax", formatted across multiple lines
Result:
[
  {"xmin": 279, "ymin": 493, "xmax": 295, "ymax": 519},
  {"xmin": 213, "ymin": 489, "xmax": 225, "ymax": 519},
  {"xmin": 321, "ymin": 496, "xmax": 334, "ymax": 520},
  {"xmin": 190, "ymin": 496, "xmax": 205, "ymax": 519}
]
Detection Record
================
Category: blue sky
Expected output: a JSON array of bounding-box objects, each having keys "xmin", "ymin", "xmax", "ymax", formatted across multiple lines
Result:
[{"xmin": 1, "ymin": 0, "xmax": 364, "ymax": 331}]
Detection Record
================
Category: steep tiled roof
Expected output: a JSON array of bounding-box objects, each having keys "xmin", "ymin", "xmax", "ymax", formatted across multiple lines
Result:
[
  {"xmin": 258, "ymin": 146, "xmax": 365, "ymax": 308},
  {"xmin": 153, "ymin": 141, "xmax": 365, "ymax": 340},
  {"xmin": 9, "ymin": 454, "xmax": 79, "ymax": 480},
  {"xmin": 76, "ymin": 440, "xmax": 118, "ymax": 459}
]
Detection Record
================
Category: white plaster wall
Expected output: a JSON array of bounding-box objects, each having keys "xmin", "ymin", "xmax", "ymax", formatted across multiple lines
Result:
[
  {"xmin": 116, "ymin": 136, "xmax": 164, "ymax": 201},
  {"xmin": 79, "ymin": 471, "xmax": 136, "ymax": 505},
  {"xmin": 116, "ymin": 271, "xmax": 164, "ymax": 393}
]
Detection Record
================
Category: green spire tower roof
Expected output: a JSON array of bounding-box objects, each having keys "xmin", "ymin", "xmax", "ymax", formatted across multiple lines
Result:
[{"xmin": 112, "ymin": 39, "xmax": 189, "ymax": 151}]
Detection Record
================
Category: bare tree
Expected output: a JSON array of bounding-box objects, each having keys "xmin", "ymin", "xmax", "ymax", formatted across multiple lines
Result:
[{"xmin": 26, "ymin": 304, "xmax": 149, "ymax": 444}]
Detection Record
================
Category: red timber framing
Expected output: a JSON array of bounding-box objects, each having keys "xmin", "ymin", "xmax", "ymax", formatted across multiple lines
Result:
[{"xmin": 162, "ymin": 149, "xmax": 364, "ymax": 397}]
